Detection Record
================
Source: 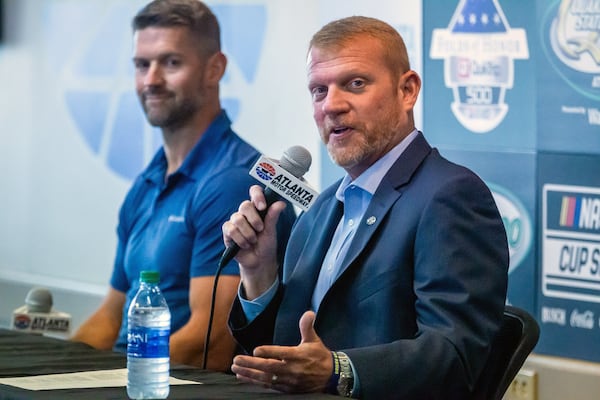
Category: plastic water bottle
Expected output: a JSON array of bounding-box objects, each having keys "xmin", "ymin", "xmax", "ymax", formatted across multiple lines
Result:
[{"xmin": 127, "ymin": 271, "xmax": 171, "ymax": 399}]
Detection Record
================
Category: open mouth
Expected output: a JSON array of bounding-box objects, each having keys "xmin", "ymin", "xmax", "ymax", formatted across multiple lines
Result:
[{"xmin": 331, "ymin": 126, "xmax": 351, "ymax": 135}]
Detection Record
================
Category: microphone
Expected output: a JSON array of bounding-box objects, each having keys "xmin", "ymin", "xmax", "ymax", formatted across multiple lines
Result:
[
  {"xmin": 218, "ymin": 145, "xmax": 315, "ymax": 268},
  {"xmin": 12, "ymin": 287, "xmax": 71, "ymax": 336},
  {"xmin": 204, "ymin": 146, "xmax": 316, "ymax": 369}
]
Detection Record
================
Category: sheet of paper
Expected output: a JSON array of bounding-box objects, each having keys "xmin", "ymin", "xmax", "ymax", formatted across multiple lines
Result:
[{"xmin": 0, "ymin": 368, "xmax": 201, "ymax": 391}]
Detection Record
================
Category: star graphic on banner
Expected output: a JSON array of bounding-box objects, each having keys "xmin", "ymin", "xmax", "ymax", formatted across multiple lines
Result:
[{"xmin": 469, "ymin": 13, "xmax": 477, "ymax": 25}]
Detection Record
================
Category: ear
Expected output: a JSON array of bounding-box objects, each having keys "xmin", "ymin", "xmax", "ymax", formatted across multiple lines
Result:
[
  {"xmin": 205, "ymin": 51, "xmax": 227, "ymax": 87},
  {"xmin": 399, "ymin": 70, "xmax": 421, "ymax": 109}
]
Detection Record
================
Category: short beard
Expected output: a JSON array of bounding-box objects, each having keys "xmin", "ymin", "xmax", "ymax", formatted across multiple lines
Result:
[
  {"xmin": 145, "ymin": 100, "xmax": 196, "ymax": 130},
  {"xmin": 326, "ymin": 135, "xmax": 371, "ymax": 170},
  {"xmin": 325, "ymin": 120, "xmax": 399, "ymax": 172}
]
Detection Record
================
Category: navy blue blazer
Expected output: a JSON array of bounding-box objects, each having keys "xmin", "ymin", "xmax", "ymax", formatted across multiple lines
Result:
[{"xmin": 230, "ymin": 133, "xmax": 509, "ymax": 399}]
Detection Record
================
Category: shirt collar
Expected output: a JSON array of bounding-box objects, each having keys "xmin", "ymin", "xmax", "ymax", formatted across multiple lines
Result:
[
  {"xmin": 335, "ymin": 129, "xmax": 419, "ymax": 202},
  {"xmin": 142, "ymin": 110, "xmax": 232, "ymax": 185}
]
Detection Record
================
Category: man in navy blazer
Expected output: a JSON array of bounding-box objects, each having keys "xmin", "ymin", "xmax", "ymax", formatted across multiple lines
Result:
[{"xmin": 222, "ymin": 16, "xmax": 509, "ymax": 400}]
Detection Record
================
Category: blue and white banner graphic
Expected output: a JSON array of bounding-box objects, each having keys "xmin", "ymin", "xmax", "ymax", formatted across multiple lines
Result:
[
  {"xmin": 537, "ymin": 152, "xmax": 600, "ymax": 362},
  {"xmin": 430, "ymin": 0, "xmax": 529, "ymax": 133},
  {"xmin": 424, "ymin": 0, "xmax": 535, "ymax": 152},
  {"xmin": 537, "ymin": 0, "xmax": 600, "ymax": 154}
]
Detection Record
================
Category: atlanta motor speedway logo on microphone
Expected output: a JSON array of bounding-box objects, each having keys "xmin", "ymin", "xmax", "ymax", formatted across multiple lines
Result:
[
  {"xmin": 13, "ymin": 314, "xmax": 31, "ymax": 330},
  {"xmin": 255, "ymin": 161, "xmax": 277, "ymax": 181},
  {"xmin": 11, "ymin": 306, "xmax": 71, "ymax": 334},
  {"xmin": 250, "ymin": 156, "xmax": 319, "ymax": 211}
]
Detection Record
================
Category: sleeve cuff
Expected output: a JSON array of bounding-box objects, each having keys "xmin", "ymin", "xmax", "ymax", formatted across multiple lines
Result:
[{"xmin": 238, "ymin": 278, "xmax": 279, "ymax": 323}]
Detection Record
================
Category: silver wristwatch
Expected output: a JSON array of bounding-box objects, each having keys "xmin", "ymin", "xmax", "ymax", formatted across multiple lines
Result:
[{"xmin": 336, "ymin": 352, "xmax": 354, "ymax": 397}]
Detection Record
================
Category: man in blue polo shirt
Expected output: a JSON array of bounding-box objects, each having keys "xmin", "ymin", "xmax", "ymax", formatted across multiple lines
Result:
[{"xmin": 71, "ymin": 0, "xmax": 295, "ymax": 372}]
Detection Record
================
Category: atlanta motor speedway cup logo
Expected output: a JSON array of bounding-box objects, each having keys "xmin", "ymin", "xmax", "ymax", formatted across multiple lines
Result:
[
  {"xmin": 489, "ymin": 183, "xmax": 532, "ymax": 274},
  {"xmin": 544, "ymin": 0, "xmax": 600, "ymax": 100},
  {"xmin": 430, "ymin": 0, "xmax": 529, "ymax": 133}
]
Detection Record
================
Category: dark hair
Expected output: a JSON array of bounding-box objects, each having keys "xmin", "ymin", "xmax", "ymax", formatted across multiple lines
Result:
[
  {"xmin": 309, "ymin": 16, "xmax": 410, "ymax": 74},
  {"xmin": 132, "ymin": 0, "xmax": 221, "ymax": 55}
]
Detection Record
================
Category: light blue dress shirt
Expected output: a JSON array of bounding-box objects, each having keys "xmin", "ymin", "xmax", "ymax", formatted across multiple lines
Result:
[{"xmin": 239, "ymin": 129, "xmax": 419, "ymax": 320}]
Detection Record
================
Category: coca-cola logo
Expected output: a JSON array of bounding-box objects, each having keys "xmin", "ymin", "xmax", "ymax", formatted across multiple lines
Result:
[{"xmin": 570, "ymin": 309, "xmax": 595, "ymax": 329}]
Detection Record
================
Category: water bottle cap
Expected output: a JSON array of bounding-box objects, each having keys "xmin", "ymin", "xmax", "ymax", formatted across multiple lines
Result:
[{"xmin": 139, "ymin": 270, "xmax": 160, "ymax": 284}]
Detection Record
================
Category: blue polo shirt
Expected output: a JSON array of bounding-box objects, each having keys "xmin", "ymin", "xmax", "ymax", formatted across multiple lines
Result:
[{"xmin": 110, "ymin": 111, "xmax": 294, "ymax": 351}]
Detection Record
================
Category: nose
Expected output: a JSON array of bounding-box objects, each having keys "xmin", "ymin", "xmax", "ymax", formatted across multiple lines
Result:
[
  {"xmin": 143, "ymin": 63, "xmax": 164, "ymax": 87},
  {"xmin": 321, "ymin": 87, "xmax": 348, "ymax": 115}
]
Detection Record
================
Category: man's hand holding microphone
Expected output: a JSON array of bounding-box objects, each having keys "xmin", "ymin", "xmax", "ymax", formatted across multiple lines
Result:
[{"xmin": 221, "ymin": 146, "xmax": 334, "ymax": 393}]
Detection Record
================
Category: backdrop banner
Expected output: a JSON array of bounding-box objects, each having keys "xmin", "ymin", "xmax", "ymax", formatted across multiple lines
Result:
[
  {"xmin": 440, "ymin": 148, "xmax": 537, "ymax": 316},
  {"xmin": 537, "ymin": 152, "xmax": 600, "ymax": 362},
  {"xmin": 425, "ymin": 0, "xmax": 535, "ymax": 152},
  {"xmin": 536, "ymin": 0, "xmax": 600, "ymax": 154}
]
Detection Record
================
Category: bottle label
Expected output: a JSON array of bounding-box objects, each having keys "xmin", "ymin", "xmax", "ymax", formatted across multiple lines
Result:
[{"xmin": 127, "ymin": 327, "xmax": 170, "ymax": 358}]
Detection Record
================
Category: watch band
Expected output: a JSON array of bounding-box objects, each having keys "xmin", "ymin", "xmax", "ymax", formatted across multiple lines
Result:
[
  {"xmin": 326, "ymin": 351, "xmax": 341, "ymax": 394},
  {"xmin": 336, "ymin": 352, "xmax": 354, "ymax": 397}
]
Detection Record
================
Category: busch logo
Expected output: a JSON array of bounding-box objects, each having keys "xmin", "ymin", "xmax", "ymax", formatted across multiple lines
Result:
[{"xmin": 542, "ymin": 306, "xmax": 567, "ymax": 325}]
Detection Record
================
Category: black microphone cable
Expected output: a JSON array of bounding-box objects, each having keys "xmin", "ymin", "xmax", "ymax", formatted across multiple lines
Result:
[{"xmin": 202, "ymin": 259, "xmax": 225, "ymax": 370}]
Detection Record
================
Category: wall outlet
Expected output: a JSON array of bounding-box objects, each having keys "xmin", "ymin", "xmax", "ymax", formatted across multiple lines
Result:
[{"xmin": 504, "ymin": 368, "xmax": 537, "ymax": 400}]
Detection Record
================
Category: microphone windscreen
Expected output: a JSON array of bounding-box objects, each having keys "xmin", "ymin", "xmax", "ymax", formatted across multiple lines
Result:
[
  {"xmin": 280, "ymin": 146, "xmax": 312, "ymax": 178},
  {"xmin": 25, "ymin": 287, "xmax": 53, "ymax": 313}
]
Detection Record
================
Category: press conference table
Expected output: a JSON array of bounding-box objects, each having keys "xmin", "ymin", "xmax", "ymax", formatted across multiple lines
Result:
[{"xmin": 0, "ymin": 329, "xmax": 337, "ymax": 400}]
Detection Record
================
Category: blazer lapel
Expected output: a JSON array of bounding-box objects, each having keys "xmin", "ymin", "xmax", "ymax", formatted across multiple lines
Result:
[
  {"xmin": 336, "ymin": 133, "xmax": 432, "ymax": 281},
  {"xmin": 276, "ymin": 133, "xmax": 432, "ymax": 342},
  {"xmin": 286, "ymin": 197, "xmax": 344, "ymax": 288},
  {"xmin": 274, "ymin": 196, "xmax": 344, "ymax": 344}
]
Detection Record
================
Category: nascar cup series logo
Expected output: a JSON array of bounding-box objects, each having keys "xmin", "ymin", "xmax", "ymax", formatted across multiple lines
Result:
[
  {"xmin": 543, "ymin": 184, "xmax": 600, "ymax": 303},
  {"xmin": 430, "ymin": 0, "xmax": 529, "ymax": 133},
  {"xmin": 542, "ymin": 0, "xmax": 600, "ymax": 100},
  {"xmin": 489, "ymin": 183, "xmax": 532, "ymax": 274}
]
